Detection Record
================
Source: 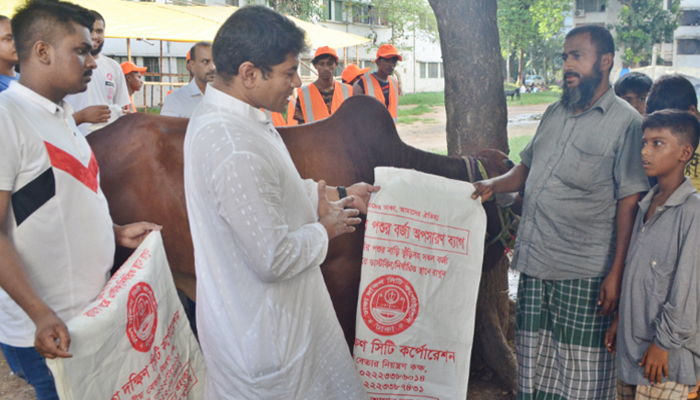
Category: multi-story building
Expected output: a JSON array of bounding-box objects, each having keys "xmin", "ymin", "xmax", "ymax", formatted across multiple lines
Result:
[
  {"xmin": 572, "ymin": 0, "xmax": 699, "ymax": 80},
  {"xmin": 673, "ymin": 0, "xmax": 700, "ymax": 68},
  {"xmin": 102, "ymin": 0, "xmax": 444, "ymax": 109}
]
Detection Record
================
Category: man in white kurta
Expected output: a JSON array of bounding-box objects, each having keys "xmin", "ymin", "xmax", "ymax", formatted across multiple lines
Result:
[
  {"xmin": 182, "ymin": 8, "xmax": 376, "ymax": 399},
  {"xmin": 185, "ymin": 86, "xmax": 368, "ymax": 398}
]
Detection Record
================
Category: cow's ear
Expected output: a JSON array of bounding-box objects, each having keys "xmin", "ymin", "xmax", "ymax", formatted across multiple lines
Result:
[{"xmin": 238, "ymin": 61, "xmax": 259, "ymax": 89}]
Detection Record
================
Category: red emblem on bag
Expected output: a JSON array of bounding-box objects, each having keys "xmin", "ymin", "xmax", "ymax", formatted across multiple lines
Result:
[
  {"xmin": 126, "ymin": 282, "xmax": 158, "ymax": 352},
  {"xmin": 361, "ymin": 275, "xmax": 419, "ymax": 336}
]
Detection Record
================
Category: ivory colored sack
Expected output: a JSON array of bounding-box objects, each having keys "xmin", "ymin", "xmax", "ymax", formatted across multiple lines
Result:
[
  {"xmin": 47, "ymin": 232, "xmax": 206, "ymax": 400},
  {"xmin": 354, "ymin": 167, "xmax": 486, "ymax": 400}
]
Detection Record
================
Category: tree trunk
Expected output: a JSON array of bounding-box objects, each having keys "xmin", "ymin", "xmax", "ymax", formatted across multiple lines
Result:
[
  {"xmin": 517, "ymin": 48, "xmax": 525, "ymax": 86},
  {"xmin": 427, "ymin": 0, "xmax": 516, "ymax": 396},
  {"xmin": 506, "ymin": 51, "xmax": 511, "ymax": 83},
  {"xmin": 543, "ymin": 55, "xmax": 547, "ymax": 85},
  {"xmin": 428, "ymin": 0, "xmax": 508, "ymax": 156}
]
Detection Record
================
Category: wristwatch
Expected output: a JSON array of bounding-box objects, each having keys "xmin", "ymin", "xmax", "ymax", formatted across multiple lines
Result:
[{"xmin": 338, "ymin": 186, "xmax": 347, "ymax": 199}]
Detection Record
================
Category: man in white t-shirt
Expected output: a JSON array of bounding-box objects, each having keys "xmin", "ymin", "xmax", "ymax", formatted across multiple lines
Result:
[
  {"xmin": 161, "ymin": 41, "xmax": 215, "ymax": 118},
  {"xmin": 185, "ymin": 6, "xmax": 378, "ymax": 399},
  {"xmin": 0, "ymin": 2, "xmax": 159, "ymax": 399},
  {"xmin": 64, "ymin": 10, "xmax": 130, "ymax": 136}
]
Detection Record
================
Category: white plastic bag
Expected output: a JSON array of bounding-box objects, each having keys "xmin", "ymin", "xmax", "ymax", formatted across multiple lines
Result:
[
  {"xmin": 354, "ymin": 167, "xmax": 486, "ymax": 400},
  {"xmin": 47, "ymin": 231, "xmax": 206, "ymax": 400}
]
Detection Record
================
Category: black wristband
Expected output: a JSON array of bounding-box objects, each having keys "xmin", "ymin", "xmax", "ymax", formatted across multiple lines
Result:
[{"xmin": 338, "ymin": 186, "xmax": 347, "ymax": 199}]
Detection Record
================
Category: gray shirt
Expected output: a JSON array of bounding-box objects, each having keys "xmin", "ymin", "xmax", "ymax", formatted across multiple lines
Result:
[
  {"xmin": 512, "ymin": 88, "xmax": 649, "ymax": 280},
  {"xmin": 618, "ymin": 178, "xmax": 700, "ymax": 386}
]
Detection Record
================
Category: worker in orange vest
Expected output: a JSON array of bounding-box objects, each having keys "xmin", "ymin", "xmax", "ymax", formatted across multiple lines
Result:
[
  {"xmin": 263, "ymin": 96, "xmax": 297, "ymax": 127},
  {"xmin": 352, "ymin": 44, "xmax": 401, "ymax": 123},
  {"xmin": 341, "ymin": 64, "xmax": 369, "ymax": 86},
  {"xmin": 120, "ymin": 61, "xmax": 147, "ymax": 113},
  {"xmin": 293, "ymin": 46, "xmax": 352, "ymax": 124}
]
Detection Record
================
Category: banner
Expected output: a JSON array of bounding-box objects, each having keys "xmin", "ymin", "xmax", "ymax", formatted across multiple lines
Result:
[
  {"xmin": 47, "ymin": 232, "xmax": 206, "ymax": 400},
  {"xmin": 354, "ymin": 167, "xmax": 486, "ymax": 400}
]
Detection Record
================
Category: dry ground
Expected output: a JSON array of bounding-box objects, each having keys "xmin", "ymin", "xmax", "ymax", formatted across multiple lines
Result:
[{"xmin": 0, "ymin": 101, "xmax": 550, "ymax": 400}]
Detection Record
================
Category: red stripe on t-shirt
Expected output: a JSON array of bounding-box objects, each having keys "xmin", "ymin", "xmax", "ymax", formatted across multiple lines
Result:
[{"xmin": 44, "ymin": 142, "xmax": 99, "ymax": 193}]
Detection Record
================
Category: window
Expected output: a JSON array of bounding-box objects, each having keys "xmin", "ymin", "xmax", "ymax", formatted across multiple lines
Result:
[
  {"xmin": 369, "ymin": 60, "xmax": 378, "ymax": 73},
  {"xmin": 142, "ymin": 57, "xmax": 161, "ymax": 82},
  {"xmin": 439, "ymin": 63, "xmax": 444, "ymax": 78},
  {"xmin": 575, "ymin": 0, "xmax": 605, "ymax": 12},
  {"xmin": 176, "ymin": 57, "xmax": 190, "ymax": 82},
  {"xmin": 678, "ymin": 39, "xmax": 700, "ymax": 55},
  {"xmin": 680, "ymin": 10, "xmax": 700, "ymax": 26},
  {"xmin": 420, "ymin": 63, "xmax": 426, "ymax": 79},
  {"xmin": 300, "ymin": 59, "xmax": 312, "ymax": 77},
  {"xmin": 428, "ymin": 63, "xmax": 439, "ymax": 78},
  {"xmin": 334, "ymin": 1, "xmax": 344, "ymax": 21},
  {"xmin": 352, "ymin": 3, "xmax": 386, "ymax": 25},
  {"xmin": 334, "ymin": 61, "xmax": 345, "ymax": 77}
]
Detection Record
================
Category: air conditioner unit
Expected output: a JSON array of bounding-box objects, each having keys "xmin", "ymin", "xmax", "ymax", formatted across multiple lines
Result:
[{"xmin": 574, "ymin": 9, "xmax": 586, "ymax": 18}]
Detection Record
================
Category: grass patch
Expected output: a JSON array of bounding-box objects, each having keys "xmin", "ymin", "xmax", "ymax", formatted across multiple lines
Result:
[
  {"xmin": 507, "ymin": 135, "xmax": 533, "ymax": 164},
  {"xmin": 422, "ymin": 118, "xmax": 438, "ymax": 124},
  {"xmin": 397, "ymin": 116, "xmax": 421, "ymax": 124},
  {"xmin": 510, "ymin": 91, "xmax": 560, "ymax": 106},
  {"xmin": 399, "ymin": 91, "xmax": 445, "ymax": 107},
  {"xmin": 144, "ymin": 107, "xmax": 161, "ymax": 114},
  {"xmin": 397, "ymin": 104, "xmax": 432, "ymax": 117}
]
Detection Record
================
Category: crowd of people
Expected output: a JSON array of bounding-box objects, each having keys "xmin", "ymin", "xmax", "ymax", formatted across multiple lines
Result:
[{"xmin": 0, "ymin": 1, "xmax": 700, "ymax": 400}]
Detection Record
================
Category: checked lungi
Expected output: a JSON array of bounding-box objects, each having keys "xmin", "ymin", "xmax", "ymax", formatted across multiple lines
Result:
[
  {"xmin": 516, "ymin": 273, "xmax": 616, "ymax": 400},
  {"xmin": 616, "ymin": 379, "xmax": 689, "ymax": 400}
]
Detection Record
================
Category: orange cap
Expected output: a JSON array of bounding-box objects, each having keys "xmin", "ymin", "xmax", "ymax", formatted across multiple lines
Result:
[
  {"xmin": 186, "ymin": 49, "xmax": 191, "ymax": 61},
  {"xmin": 341, "ymin": 64, "xmax": 370, "ymax": 83},
  {"xmin": 375, "ymin": 44, "xmax": 402, "ymax": 62},
  {"xmin": 313, "ymin": 46, "xmax": 338, "ymax": 62},
  {"xmin": 121, "ymin": 61, "xmax": 147, "ymax": 75}
]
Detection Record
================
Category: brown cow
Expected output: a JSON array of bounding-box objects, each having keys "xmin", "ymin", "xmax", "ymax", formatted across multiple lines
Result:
[{"xmin": 89, "ymin": 95, "xmax": 514, "ymax": 357}]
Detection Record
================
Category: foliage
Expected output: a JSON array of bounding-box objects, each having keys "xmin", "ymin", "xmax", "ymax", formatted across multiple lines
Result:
[
  {"xmin": 612, "ymin": 0, "xmax": 681, "ymax": 67},
  {"xmin": 498, "ymin": 0, "xmax": 570, "ymax": 83},
  {"xmin": 497, "ymin": 0, "xmax": 538, "ymax": 60},
  {"xmin": 345, "ymin": 0, "xmax": 438, "ymax": 47},
  {"xmin": 266, "ymin": 0, "xmax": 326, "ymax": 21}
]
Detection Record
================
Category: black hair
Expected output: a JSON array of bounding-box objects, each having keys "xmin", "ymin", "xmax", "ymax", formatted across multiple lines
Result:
[
  {"xmin": 646, "ymin": 75, "xmax": 698, "ymax": 114},
  {"xmin": 213, "ymin": 5, "xmax": 307, "ymax": 80},
  {"xmin": 0, "ymin": 15, "xmax": 9, "ymax": 23},
  {"xmin": 565, "ymin": 25, "xmax": 615, "ymax": 71},
  {"xmin": 91, "ymin": 9, "xmax": 104, "ymax": 27},
  {"xmin": 312, "ymin": 54, "xmax": 337, "ymax": 65},
  {"xmin": 614, "ymin": 72, "xmax": 653, "ymax": 96},
  {"xmin": 188, "ymin": 41, "xmax": 212, "ymax": 62},
  {"xmin": 643, "ymin": 109, "xmax": 700, "ymax": 152},
  {"xmin": 12, "ymin": 0, "xmax": 94, "ymax": 63}
]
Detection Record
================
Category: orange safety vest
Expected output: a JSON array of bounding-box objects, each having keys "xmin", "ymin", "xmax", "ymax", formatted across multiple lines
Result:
[
  {"xmin": 361, "ymin": 72, "xmax": 398, "ymax": 123},
  {"xmin": 127, "ymin": 96, "xmax": 137, "ymax": 113},
  {"xmin": 286, "ymin": 97, "xmax": 297, "ymax": 126},
  {"xmin": 262, "ymin": 98, "xmax": 297, "ymax": 128},
  {"xmin": 297, "ymin": 81, "xmax": 352, "ymax": 124}
]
